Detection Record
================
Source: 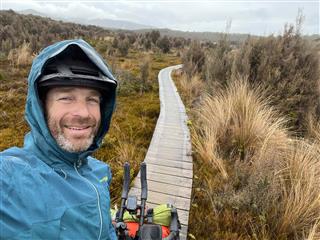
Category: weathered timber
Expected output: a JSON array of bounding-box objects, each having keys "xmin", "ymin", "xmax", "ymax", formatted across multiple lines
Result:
[{"xmin": 129, "ymin": 65, "xmax": 192, "ymax": 240}]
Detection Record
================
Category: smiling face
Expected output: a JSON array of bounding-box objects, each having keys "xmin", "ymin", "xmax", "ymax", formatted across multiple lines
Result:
[{"xmin": 45, "ymin": 86, "xmax": 101, "ymax": 153}]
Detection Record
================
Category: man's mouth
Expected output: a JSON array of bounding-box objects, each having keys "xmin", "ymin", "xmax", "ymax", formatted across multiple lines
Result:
[
  {"xmin": 63, "ymin": 125, "xmax": 93, "ymax": 136},
  {"xmin": 65, "ymin": 126, "xmax": 91, "ymax": 130}
]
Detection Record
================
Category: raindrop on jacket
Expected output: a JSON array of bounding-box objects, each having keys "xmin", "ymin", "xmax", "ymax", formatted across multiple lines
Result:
[{"xmin": 0, "ymin": 39, "xmax": 117, "ymax": 240}]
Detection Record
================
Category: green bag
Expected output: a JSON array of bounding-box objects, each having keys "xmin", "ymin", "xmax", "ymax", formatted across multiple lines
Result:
[
  {"xmin": 152, "ymin": 203, "xmax": 173, "ymax": 227},
  {"xmin": 110, "ymin": 208, "xmax": 138, "ymax": 222},
  {"xmin": 110, "ymin": 203, "xmax": 173, "ymax": 226}
]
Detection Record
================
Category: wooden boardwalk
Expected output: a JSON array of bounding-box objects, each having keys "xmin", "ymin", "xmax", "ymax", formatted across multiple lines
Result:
[{"xmin": 129, "ymin": 65, "xmax": 193, "ymax": 239}]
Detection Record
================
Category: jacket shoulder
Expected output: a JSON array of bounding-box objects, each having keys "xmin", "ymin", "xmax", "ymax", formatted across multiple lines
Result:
[
  {"xmin": 0, "ymin": 147, "xmax": 31, "ymax": 175},
  {"xmin": 87, "ymin": 156, "xmax": 111, "ymax": 169},
  {"xmin": 87, "ymin": 157, "xmax": 112, "ymax": 185}
]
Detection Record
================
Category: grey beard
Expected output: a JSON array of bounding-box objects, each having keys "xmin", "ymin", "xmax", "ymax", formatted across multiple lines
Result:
[{"xmin": 55, "ymin": 132, "xmax": 95, "ymax": 153}]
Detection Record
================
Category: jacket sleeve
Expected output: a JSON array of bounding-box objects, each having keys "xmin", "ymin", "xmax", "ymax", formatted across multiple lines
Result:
[
  {"xmin": 107, "ymin": 166, "xmax": 117, "ymax": 240},
  {"xmin": 0, "ymin": 156, "xmax": 30, "ymax": 239},
  {"xmin": 108, "ymin": 218, "xmax": 117, "ymax": 240}
]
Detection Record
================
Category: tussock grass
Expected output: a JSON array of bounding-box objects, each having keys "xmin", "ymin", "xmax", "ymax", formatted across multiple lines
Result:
[
  {"xmin": 184, "ymin": 78, "xmax": 320, "ymax": 239},
  {"xmin": 184, "ymin": 21, "xmax": 320, "ymax": 136},
  {"xmin": 270, "ymin": 140, "xmax": 320, "ymax": 239},
  {"xmin": 192, "ymin": 79, "xmax": 288, "ymax": 171},
  {"xmin": 175, "ymin": 73, "xmax": 204, "ymax": 107},
  {"xmin": 307, "ymin": 114, "xmax": 320, "ymax": 144},
  {"xmin": 7, "ymin": 42, "xmax": 33, "ymax": 67}
]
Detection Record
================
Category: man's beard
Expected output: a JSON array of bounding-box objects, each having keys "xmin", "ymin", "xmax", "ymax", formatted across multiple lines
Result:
[{"xmin": 47, "ymin": 115, "xmax": 100, "ymax": 153}]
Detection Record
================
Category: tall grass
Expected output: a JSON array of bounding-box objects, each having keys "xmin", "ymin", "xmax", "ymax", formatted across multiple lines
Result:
[
  {"xmin": 193, "ymin": 79, "xmax": 288, "ymax": 167},
  {"xmin": 270, "ymin": 140, "xmax": 320, "ymax": 239},
  {"xmin": 187, "ymin": 78, "xmax": 320, "ymax": 239},
  {"xmin": 7, "ymin": 42, "xmax": 33, "ymax": 67},
  {"xmin": 174, "ymin": 72, "xmax": 204, "ymax": 107},
  {"xmin": 198, "ymin": 22, "xmax": 320, "ymax": 135}
]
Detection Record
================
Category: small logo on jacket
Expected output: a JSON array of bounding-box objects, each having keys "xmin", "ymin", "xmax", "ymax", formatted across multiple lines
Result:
[{"xmin": 100, "ymin": 176, "xmax": 109, "ymax": 183}]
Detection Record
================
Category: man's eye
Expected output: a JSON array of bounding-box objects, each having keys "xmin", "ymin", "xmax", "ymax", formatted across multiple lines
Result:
[
  {"xmin": 88, "ymin": 97, "xmax": 100, "ymax": 104},
  {"xmin": 58, "ymin": 97, "xmax": 73, "ymax": 101}
]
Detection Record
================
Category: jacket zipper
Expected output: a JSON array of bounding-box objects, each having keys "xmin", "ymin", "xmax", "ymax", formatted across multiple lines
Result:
[{"xmin": 74, "ymin": 161, "xmax": 103, "ymax": 240}]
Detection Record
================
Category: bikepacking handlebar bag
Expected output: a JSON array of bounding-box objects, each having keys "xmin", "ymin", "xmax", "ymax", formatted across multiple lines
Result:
[
  {"xmin": 152, "ymin": 204, "xmax": 172, "ymax": 227},
  {"xmin": 110, "ymin": 204, "xmax": 173, "ymax": 237},
  {"xmin": 110, "ymin": 203, "xmax": 173, "ymax": 226}
]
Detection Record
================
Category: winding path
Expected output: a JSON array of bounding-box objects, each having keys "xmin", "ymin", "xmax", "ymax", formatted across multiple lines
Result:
[{"xmin": 129, "ymin": 65, "xmax": 193, "ymax": 239}]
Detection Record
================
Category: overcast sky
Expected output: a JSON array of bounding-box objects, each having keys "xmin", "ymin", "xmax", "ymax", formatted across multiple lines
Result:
[{"xmin": 1, "ymin": 0, "xmax": 319, "ymax": 35}]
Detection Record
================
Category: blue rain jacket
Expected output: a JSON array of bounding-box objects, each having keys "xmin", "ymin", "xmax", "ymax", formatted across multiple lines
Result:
[{"xmin": 0, "ymin": 39, "xmax": 117, "ymax": 239}]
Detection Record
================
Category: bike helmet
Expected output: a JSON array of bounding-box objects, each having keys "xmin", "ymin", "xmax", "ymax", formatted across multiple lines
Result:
[{"xmin": 37, "ymin": 44, "xmax": 117, "ymax": 95}]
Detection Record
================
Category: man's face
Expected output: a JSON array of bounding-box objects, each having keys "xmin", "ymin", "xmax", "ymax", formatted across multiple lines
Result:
[{"xmin": 45, "ymin": 86, "xmax": 101, "ymax": 153}]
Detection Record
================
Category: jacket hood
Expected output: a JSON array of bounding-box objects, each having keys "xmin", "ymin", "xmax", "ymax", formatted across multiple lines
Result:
[{"xmin": 23, "ymin": 39, "xmax": 117, "ymax": 166}]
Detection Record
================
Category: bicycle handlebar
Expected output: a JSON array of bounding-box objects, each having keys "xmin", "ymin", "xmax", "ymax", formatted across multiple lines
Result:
[
  {"xmin": 121, "ymin": 162, "xmax": 130, "ymax": 199},
  {"xmin": 140, "ymin": 162, "xmax": 147, "ymax": 200}
]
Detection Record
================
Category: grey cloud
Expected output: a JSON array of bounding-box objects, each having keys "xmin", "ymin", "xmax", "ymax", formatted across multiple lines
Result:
[{"xmin": 2, "ymin": 0, "xmax": 319, "ymax": 35}]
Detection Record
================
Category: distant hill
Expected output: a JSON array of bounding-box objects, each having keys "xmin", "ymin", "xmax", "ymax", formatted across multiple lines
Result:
[
  {"xmin": 18, "ymin": 9, "xmax": 154, "ymax": 31},
  {"xmin": 0, "ymin": 10, "xmax": 112, "ymax": 55},
  {"xmin": 70, "ymin": 18, "xmax": 154, "ymax": 31},
  {"xmin": 17, "ymin": 8, "xmax": 255, "ymax": 43},
  {"xmin": 135, "ymin": 28, "xmax": 252, "ymax": 43},
  {"xmin": 19, "ymin": 9, "xmax": 47, "ymax": 18},
  {"xmin": 134, "ymin": 28, "xmax": 319, "ymax": 43}
]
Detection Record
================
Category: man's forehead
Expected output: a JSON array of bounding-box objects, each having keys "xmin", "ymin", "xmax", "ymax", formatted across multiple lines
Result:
[{"xmin": 48, "ymin": 86, "xmax": 101, "ymax": 96}]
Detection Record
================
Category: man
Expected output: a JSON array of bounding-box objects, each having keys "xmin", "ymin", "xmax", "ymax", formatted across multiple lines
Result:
[{"xmin": 0, "ymin": 39, "xmax": 118, "ymax": 239}]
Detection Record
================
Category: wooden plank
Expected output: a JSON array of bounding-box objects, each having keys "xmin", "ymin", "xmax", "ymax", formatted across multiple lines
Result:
[
  {"xmin": 153, "ymin": 135, "xmax": 187, "ymax": 142},
  {"xmin": 156, "ymin": 136, "xmax": 185, "ymax": 142},
  {"xmin": 149, "ymin": 139, "xmax": 185, "ymax": 148},
  {"xmin": 146, "ymin": 163, "xmax": 193, "ymax": 178},
  {"xmin": 147, "ymin": 152, "xmax": 185, "ymax": 162},
  {"xmin": 157, "ymin": 123, "xmax": 183, "ymax": 129},
  {"xmin": 156, "ymin": 126, "xmax": 184, "ymax": 132},
  {"xmin": 148, "ymin": 148, "xmax": 184, "ymax": 156},
  {"xmin": 145, "ymin": 157, "xmax": 193, "ymax": 170},
  {"xmin": 155, "ymin": 130, "xmax": 185, "ymax": 136},
  {"xmin": 180, "ymin": 225, "xmax": 188, "ymax": 240},
  {"xmin": 129, "ymin": 187, "xmax": 191, "ymax": 213},
  {"xmin": 153, "ymin": 133, "xmax": 185, "ymax": 140},
  {"xmin": 146, "ymin": 152, "xmax": 192, "ymax": 163},
  {"xmin": 150, "ymin": 144, "xmax": 184, "ymax": 151},
  {"xmin": 146, "ymin": 155, "xmax": 185, "ymax": 164},
  {"xmin": 134, "ymin": 172, "xmax": 192, "ymax": 187},
  {"xmin": 128, "ymin": 66, "xmax": 192, "ymax": 240},
  {"xmin": 132, "ymin": 178, "xmax": 192, "ymax": 198}
]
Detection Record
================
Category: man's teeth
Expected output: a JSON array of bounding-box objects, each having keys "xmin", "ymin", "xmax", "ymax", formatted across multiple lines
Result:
[{"xmin": 67, "ymin": 127, "xmax": 89, "ymax": 130}]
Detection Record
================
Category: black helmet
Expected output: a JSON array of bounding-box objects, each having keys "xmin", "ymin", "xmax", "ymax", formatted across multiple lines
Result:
[{"xmin": 37, "ymin": 45, "xmax": 117, "ymax": 93}]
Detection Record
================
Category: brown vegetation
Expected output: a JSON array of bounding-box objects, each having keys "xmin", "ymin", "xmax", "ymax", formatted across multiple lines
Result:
[
  {"xmin": 182, "ymin": 23, "xmax": 320, "ymax": 136},
  {"xmin": 176, "ymin": 17, "xmax": 320, "ymax": 240},
  {"xmin": 0, "ymin": 10, "xmax": 188, "ymax": 59},
  {"xmin": 183, "ymin": 78, "xmax": 320, "ymax": 239}
]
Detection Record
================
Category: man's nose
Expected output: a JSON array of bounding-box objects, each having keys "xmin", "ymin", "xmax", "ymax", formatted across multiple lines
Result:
[{"xmin": 72, "ymin": 100, "xmax": 90, "ymax": 117}]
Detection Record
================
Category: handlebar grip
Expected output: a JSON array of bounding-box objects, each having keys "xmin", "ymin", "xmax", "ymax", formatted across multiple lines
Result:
[
  {"xmin": 170, "ymin": 207, "xmax": 179, "ymax": 232},
  {"xmin": 140, "ymin": 162, "xmax": 147, "ymax": 200},
  {"xmin": 121, "ymin": 162, "xmax": 130, "ymax": 199},
  {"xmin": 162, "ymin": 208, "xmax": 180, "ymax": 240}
]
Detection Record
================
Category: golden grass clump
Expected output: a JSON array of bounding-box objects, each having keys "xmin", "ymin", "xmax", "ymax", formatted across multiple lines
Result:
[
  {"xmin": 270, "ymin": 140, "xmax": 320, "ymax": 238},
  {"xmin": 7, "ymin": 42, "xmax": 33, "ymax": 67},
  {"xmin": 307, "ymin": 114, "xmax": 320, "ymax": 145},
  {"xmin": 175, "ymin": 73, "xmax": 204, "ymax": 107},
  {"xmin": 189, "ymin": 78, "xmax": 320, "ymax": 239},
  {"xmin": 193, "ymin": 78, "xmax": 288, "ymax": 172}
]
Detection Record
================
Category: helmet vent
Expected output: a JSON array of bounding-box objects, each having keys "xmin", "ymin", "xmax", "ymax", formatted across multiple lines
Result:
[
  {"xmin": 43, "ymin": 65, "xmax": 58, "ymax": 75},
  {"xmin": 70, "ymin": 66, "xmax": 99, "ymax": 77}
]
